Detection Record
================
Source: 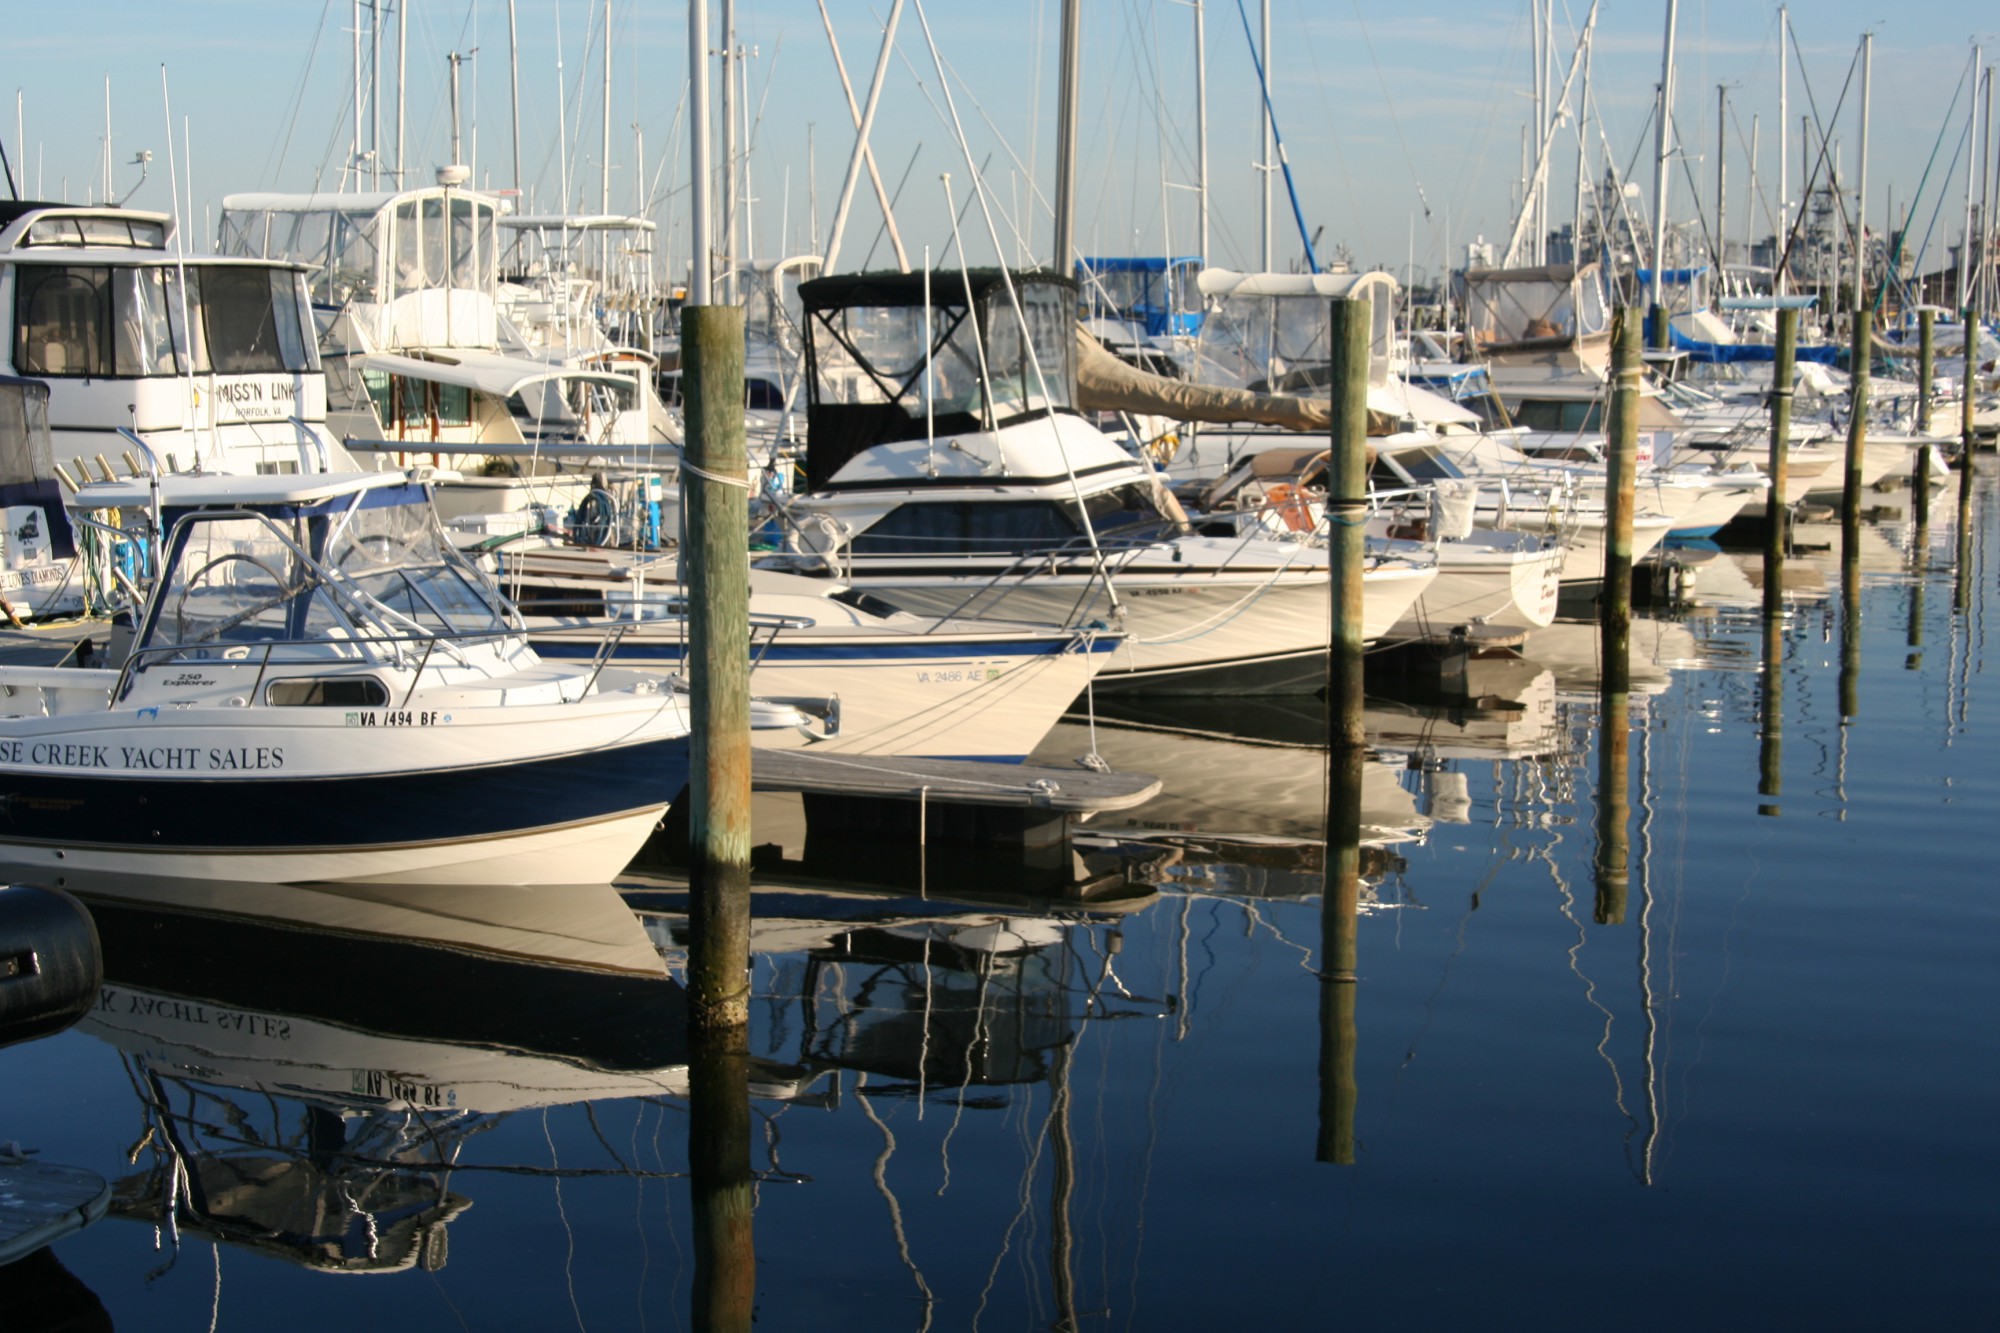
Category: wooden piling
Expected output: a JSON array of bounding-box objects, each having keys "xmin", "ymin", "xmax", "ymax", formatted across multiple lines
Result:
[
  {"xmin": 1594, "ymin": 306, "xmax": 1639, "ymax": 925},
  {"xmin": 1842, "ymin": 295, "xmax": 1871, "ymax": 526},
  {"xmin": 1758, "ymin": 605, "xmax": 1783, "ymax": 816},
  {"xmin": 1766, "ymin": 307, "xmax": 1799, "ymax": 582},
  {"xmin": 1317, "ymin": 295, "xmax": 1369, "ymax": 1165},
  {"xmin": 682, "ymin": 304, "xmax": 753, "ymax": 1038},
  {"xmin": 1956, "ymin": 305, "xmax": 1977, "ymax": 614},
  {"xmin": 1602, "ymin": 307, "xmax": 1640, "ymax": 686},
  {"xmin": 1758, "ymin": 307, "xmax": 1791, "ymax": 816},
  {"xmin": 689, "ymin": 1040, "xmax": 755, "ymax": 1333},
  {"xmin": 1324, "ymin": 297, "xmax": 1372, "ymax": 755},
  {"xmin": 1916, "ymin": 307, "xmax": 1935, "ymax": 436}
]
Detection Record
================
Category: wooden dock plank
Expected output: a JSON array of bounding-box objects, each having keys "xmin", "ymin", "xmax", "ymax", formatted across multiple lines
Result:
[{"xmin": 750, "ymin": 748, "xmax": 1161, "ymax": 813}]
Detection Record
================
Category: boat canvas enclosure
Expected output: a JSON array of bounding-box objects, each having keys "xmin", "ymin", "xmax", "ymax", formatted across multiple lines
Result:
[
  {"xmin": 1455, "ymin": 263, "xmax": 1612, "ymax": 357},
  {"xmin": 798, "ymin": 270, "xmax": 1077, "ymax": 491},
  {"xmin": 0, "ymin": 376, "xmax": 71, "ymax": 559}
]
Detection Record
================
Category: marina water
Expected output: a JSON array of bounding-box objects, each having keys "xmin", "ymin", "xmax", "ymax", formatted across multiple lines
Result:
[{"xmin": 3, "ymin": 479, "xmax": 1994, "ymax": 1329}]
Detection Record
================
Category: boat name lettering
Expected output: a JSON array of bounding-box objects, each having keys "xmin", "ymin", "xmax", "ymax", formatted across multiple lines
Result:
[
  {"xmin": 915, "ymin": 669, "xmax": 1003, "ymax": 685},
  {"xmin": 3, "ymin": 741, "xmax": 114, "ymax": 768},
  {"xmin": 99, "ymin": 987, "xmax": 291, "ymax": 1038},
  {"xmin": 214, "ymin": 379, "xmax": 299, "ymax": 407},
  {"xmin": 119, "ymin": 745, "xmax": 204, "ymax": 770},
  {"xmin": 348, "ymin": 710, "xmax": 443, "ymax": 727},
  {"xmin": 162, "ymin": 672, "xmax": 213, "ymax": 688},
  {"xmin": 1130, "ymin": 587, "xmax": 1188, "ymax": 596},
  {"xmin": 207, "ymin": 746, "xmax": 284, "ymax": 770}
]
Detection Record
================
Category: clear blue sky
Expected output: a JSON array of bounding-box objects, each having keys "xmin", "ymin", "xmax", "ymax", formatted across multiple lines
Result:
[{"xmin": 7, "ymin": 1, "xmax": 1995, "ymax": 285}]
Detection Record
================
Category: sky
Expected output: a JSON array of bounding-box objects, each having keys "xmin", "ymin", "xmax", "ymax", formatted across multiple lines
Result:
[{"xmin": 6, "ymin": 1, "xmax": 1997, "ymax": 287}]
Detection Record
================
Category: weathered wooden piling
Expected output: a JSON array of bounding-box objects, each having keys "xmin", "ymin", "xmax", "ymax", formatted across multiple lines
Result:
[
  {"xmin": 1840, "ymin": 528, "xmax": 1862, "ymax": 722},
  {"xmin": 1593, "ymin": 307, "xmax": 1639, "ymax": 924},
  {"xmin": 1956, "ymin": 305, "xmax": 1978, "ymax": 614},
  {"xmin": 1758, "ymin": 309, "xmax": 1792, "ymax": 816},
  {"xmin": 689, "ymin": 1039, "xmax": 755, "ymax": 1333},
  {"xmin": 1758, "ymin": 604, "xmax": 1784, "ymax": 816},
  {"xmin": 1317, "ymin": 295, "xmax": 1369, "ymax": 1165},
  {"xmin": 1916, "ymin": 307, "xmax": 1936, "ymax": 435},
  {"xmin": 1842, "ymin": 295, "xmax": 1871, "ymax": 527},
  {"xmin": 683, "ymin": 302, "xmax": 753, "ymax": 1039},
  {"xmin": 1765, "ymin": 307, "xmax": 1799, "ymax": 582},
  {"xmin": 1602, "ymin": 307, "xmax": 1640, "ymax": 685}
]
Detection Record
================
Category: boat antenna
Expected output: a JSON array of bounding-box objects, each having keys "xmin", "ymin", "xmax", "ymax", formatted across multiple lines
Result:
[
  {"xmin": 1232, "ymin": 0, "xmax": 1318, "ymax": 274},
  {"xmin": 159, "ymin": 65, "xmax": 200, "ymax": 472},
  {"xmin": 913, "ymin": 0, "xmax": 1120, "ymax": 615}
]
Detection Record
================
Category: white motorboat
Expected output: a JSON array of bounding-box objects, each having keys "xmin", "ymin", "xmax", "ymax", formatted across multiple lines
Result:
[
  {"xmin": 764, "ymin": 269, "xmax": 1436, "ymax": 694},
  {"xmin": 0, "ymin": 466, "xmax": 799, "ymax": 884},
  {"xmin": 505, "ymin": 551, "xmax": 1122, "ymax": 761}
]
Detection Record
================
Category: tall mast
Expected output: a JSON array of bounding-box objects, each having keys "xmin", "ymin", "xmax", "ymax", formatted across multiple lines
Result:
[
  {"xmin": 602, "ymin": 0, "xmax": 613, "ymax": 215},
  {"xmin": 1258, "ymin": 0, "xmax": 1271, "ymax": 271},
  {"xmin": 721, "ymin": 0, "xmax": 737, "ymax": 301},
  {"xmin": 352, "ymin": 0, "xmax": 362, "ymax": 190},
  {"xmin": 1195, "ymin": 0, "xmax": 1209, "ymax": 261},
  {"xmin": 508, "ymin": 0, "xmax": 523, "ymax": 199},
  {"xmin": 1963, "ymin": 49, "xmax": 1981, "ymax": 309},
  {"xmin": 396, "ymin": 0, "xmax": 408, "ymax": 186},
  {"xmin": 1052, "ymin": 0, "xmax": 1081, "ymax": 274},
  {"xmin": 1649, "ymin": 0, "xmax": 1679, "ymax": 331},
  {"xmin": 1716, "ymin": 85, "xmax": 1727, "ymax": 272},
  {"xmin": 1777, "ymin": 5, "xmax": 1789, "ymax": 296},
  {"xmin": 1981, "ymin": 57, "xmax": 1994, "ymax": 313},
  {"xmin": 370, "ymin": 0, "xmax": 382, "ymax": 187},
  {"xmin": 1853, "ymin": 33, "xmax": 1870, "ymax": 317},
  {"xmin": 689, "ymin": 0, "xmax": 712, "ymax": 304}
]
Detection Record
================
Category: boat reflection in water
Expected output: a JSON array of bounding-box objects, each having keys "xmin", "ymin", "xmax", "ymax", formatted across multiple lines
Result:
[{"xmin": 53, "ymin": 872, "xmax": 689, "ymax": 1275}]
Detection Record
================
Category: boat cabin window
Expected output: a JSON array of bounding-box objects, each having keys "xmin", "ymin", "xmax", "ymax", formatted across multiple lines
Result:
[
  {"xmin": 1374, "ymin": 446, "xmax": 1463, "ymax": 483},
  {"xmin": 23, "ymin": 215, "xmax": 167, "ymax": 249},
  {"xmin": 1511, "ymin": 400, "xmax": 1603, "ymax": 433},
  {"xmin": 851, "ymin": 500, "xmax": 1083, "ymax": 556},
  {"xmin": 266, "ymin": 676, "xmax": 391, "ymax": 707},
  {"xmin": 746, "ymin": 377, "xmax": 785, "ymax": 411},
  {"xmin": 140, "ymin": 498, "xmax": 510, "ymax": 661},
  {"xmin": 12, "ymin": 263, "xmax": 317, "ymax": 379},
  {"xmin": 365, "ymin": 371, "xmax": 473, "ymax": 433}
]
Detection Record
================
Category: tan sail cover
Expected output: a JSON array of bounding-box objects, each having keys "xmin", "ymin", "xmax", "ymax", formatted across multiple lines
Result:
[{"xmin": 1075, "ymin": 327, "xmax": 1399, "ymax": 434}]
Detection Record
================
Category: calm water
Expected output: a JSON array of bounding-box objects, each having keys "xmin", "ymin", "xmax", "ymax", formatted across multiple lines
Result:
[{"xmin": 5, "ymin": 476, "xmax": 1997, "ymax": 1330}]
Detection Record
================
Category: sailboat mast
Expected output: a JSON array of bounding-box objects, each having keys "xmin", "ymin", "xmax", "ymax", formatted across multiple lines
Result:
[
  {"xmin": 1195, "ymin": 0, "xmax": 1209, "ymax": 261},
  {"xmin": 1963, "ymin": 49, "xmax": 1980, "ymax": 311},
  {"xmin": 508, "ymin": 0, "xmax": 523, "ymax": 199},
  {"xmin": 1716, "ymin": 85, "xmax": 1727, "ymax": 272},
  {"xmin": 1052, "ymin": 0, "xmax": 1081, "ymax": 274},
  {"xmin": 1777, "ymin": 6, "xmax": 1788, "ymax": 297},
  {"xmin": 1854, "ymin": 33, "xmax": 1870, "ymax": 317},
  {"xmin": 602, "ymin": 0, "xmax": 613, "ymax": 216},
  {"xmin": 721, "ymin": 0, "xmax": 737, "ymax": 302},
  {"xmin": 689, "ymin": 0, "xmax": 712, "ymax": 304},
  {"xmin": 1649, "ymin": 0, "xmax": 1679, "ymax": 339},
  {"xmin": 370, "ymin": 0, "xmax": 382, "ymax": 188},
  {"xmin": 1259, "ymin": 0, "xmax": 1271, "ymax": 271},
  {"xmin": 396, "ymin": 0, "xmax": 407, "ymax": 186}
]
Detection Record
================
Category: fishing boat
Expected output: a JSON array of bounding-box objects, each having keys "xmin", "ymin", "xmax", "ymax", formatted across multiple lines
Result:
[
  {"xmin": 763, "ymin": 268, "xmax": 1436, "ymax": 694},
  {"xmin": 509, "ymin": 552, "xmax": 1121, "ymax": 762},
  {"xmin": 0, "ymin": 466, "xmax": 795, "ymax": 884}
]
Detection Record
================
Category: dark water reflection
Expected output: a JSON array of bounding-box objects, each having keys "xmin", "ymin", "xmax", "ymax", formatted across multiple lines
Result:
[{"xmin": 4, "ymin": 478, "xmax": 1998, "ymax": 1329}]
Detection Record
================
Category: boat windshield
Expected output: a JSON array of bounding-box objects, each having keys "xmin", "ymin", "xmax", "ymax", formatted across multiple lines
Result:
[
  {"xmin": 12, "ymin": 263, "xmax": 318, "ymax": 379},
  {"xmin": 140, "ymin": 499, "xmax": 511, "ymax": 658}
]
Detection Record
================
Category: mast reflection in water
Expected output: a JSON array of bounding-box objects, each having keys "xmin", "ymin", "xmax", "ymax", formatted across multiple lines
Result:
[{"xmin": 1, "ymin": 477, "xmax": 1995, "ymax": 1327}]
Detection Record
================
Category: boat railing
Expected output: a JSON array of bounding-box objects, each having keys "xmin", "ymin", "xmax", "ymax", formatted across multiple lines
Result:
[
  {"xmin": 112, "ymin": 621, "xmax": 635, "ymax": 708},
  {"xmin": 522, "ymin": 604, "xmax": 816, "ymax": 670}
]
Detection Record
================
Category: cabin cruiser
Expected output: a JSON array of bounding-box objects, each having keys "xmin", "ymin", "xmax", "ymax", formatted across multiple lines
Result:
[
  {"xmin": 508, "ymin": 550, "xmax": 1122, "ymax": 761},
  {"xmin": 0, "ymin": 463, "xmax": 804, "ymax": 884},
  {"xmin": 763, "ymin": 269, "xmax": 1437, "ymax": 694},
  {"xmin": 0, "ymin": 201, "xmax": 348, "ymax": 614},
  {"xmin": 217, "ymin": 185, "xmax": 673, "ymax": 530}
]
